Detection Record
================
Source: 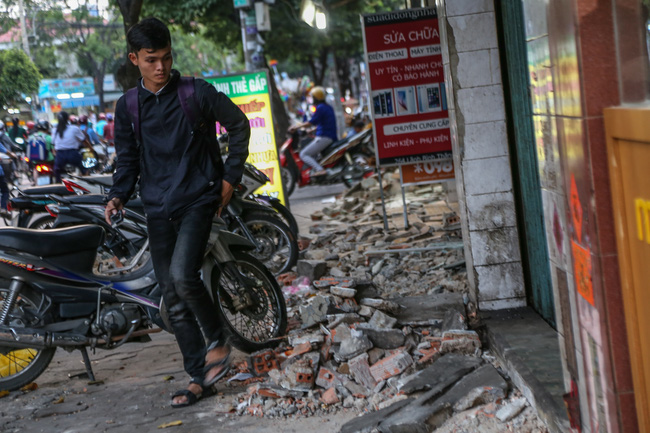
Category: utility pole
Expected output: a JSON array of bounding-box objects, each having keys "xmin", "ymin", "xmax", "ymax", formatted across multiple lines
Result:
[{"xmin": 18, "ymin": 0, "xmax": 32, "ymax": 60}]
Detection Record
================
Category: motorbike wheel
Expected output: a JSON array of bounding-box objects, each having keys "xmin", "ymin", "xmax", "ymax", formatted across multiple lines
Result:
[
  {"xmin": 210, "ymin": 252, "xmax": 287, "ymax": 352},
  {"xmin": 27, "ymin": 214, "xmax": 56, "ymax": 230},
  {"xmin": 0, "ymin": 283, "xmax": 56, "ymax": 391},
  {"xmin": 269, "ymin": 200, "xmax": 299, "ymax": 235},
  {"xmin": 281, "ymin": 166, "xmax": 296, "ymax": 197},
  {"xmin": 229, "ymin": 212, "xmax": 298, "ymax": 276}
]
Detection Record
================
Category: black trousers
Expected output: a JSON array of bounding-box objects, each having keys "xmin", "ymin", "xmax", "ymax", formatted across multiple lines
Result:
[{"xmin": 147, "ymin": 202, "xmax": 224, "ymax": 383}]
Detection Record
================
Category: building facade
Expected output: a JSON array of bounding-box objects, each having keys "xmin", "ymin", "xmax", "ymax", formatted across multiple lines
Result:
[{"xmin": 431, "ymin": 0, "xmax": 648, "ymax": 432}]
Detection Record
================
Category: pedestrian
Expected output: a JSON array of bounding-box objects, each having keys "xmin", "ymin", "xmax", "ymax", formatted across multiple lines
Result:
[
  {"xmin": 288, "ymin": 86, "xmax": 338, "ymax": 177},
  {"xmin": 103, "ymin": 17, "xmax": 250, "ymax": 408},
  {"xmin": 51, "ymin": 111, "xmax": 89, "ymax": 182},
  {"xmin": 102, "ymin": 113, "xmax": 115, "ymax": 146},
  {"xmin": 0, "ymin": 120, "xmax": 18, "ymax": 216}
]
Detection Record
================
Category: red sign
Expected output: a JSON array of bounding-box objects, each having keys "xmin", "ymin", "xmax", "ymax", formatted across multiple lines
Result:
[
  {"xmin": 362, "ymin": 8, "xmax": 451, "ymax": 167},
  {"xmin": 571, "ymin": 239, "xmax": 594, "ymax": 306},
  {"xmin": 401, "ymin": 159, "xmax": 454, "ymax": 185},
  {"xmin": 569, "ymin": 174, "xmax": 583, "ymax": 242}
]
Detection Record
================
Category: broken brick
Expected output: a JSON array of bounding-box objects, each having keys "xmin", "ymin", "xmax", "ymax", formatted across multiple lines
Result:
[
  {"xmin": 248, "ymin": 349, "xmax": 279, "ymax": 377},
  {"xmin": 320, "ymin": 388, "xmax": 340, "ymax": 405},
  {"xmin": 316, "ymin": 367, "xmax": 341, "ymax": 389},
  {"xmin": 369, "ymin": 350, "xmax": 413, "ymax": 382},
  {"xmin": 349, "ymin": 353, "xmax": 377, "ymax": 390}
]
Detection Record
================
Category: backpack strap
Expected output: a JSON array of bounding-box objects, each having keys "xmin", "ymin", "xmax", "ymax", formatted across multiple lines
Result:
[
  {"xmin": 124, "ymin": 77, "xmax": 209, "ymax": 144},
  {"xmin": 177, "ymin": 76, "xmax": 209, "ymax": 134},
  {"xmin": 125, "ymin": 87, "xmax": 140, "ymax": 142}
]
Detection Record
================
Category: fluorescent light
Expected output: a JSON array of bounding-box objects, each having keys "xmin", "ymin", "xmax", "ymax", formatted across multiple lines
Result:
[
  {"xmin": 301, "ymin": 3, "xmax": 315, "ymax": 26},
  {"xmin": 315, "ymin": 11, "xmax": 327, "ymax": 29},
  {"xmin": 56, "ymin": 94, "xmax": 71, "ymax": 99},
  {"xmin": 71, "ymin": 92, "xmax": 84, "ymax": 98}
]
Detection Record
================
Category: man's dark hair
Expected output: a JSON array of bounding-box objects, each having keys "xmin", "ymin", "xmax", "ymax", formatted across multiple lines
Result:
[{"xmin": 127, "ymin": 17, "xmax": 171, "ymax": 53}]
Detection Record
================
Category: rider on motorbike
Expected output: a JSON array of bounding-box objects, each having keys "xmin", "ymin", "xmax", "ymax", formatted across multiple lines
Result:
[{"xmin": 288, "ymin": 86, "xmax": 338, "ymax": 177}]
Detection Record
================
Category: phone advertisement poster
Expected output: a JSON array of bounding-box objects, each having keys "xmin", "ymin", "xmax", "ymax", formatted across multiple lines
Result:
[
  {"xmin": 205, "ymin": 71, "xmax": 286, "ymax": 205},
  {"xmin": 362, "ymin": 8, "xmax": 451, "ymax": 167}
]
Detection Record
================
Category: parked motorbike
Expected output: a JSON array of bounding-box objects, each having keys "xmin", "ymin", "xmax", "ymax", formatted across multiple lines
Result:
[
  {"xmin": 0, "ymin": 217, "xmax": 287, "ymax": 392},
  {"xmin": 64, "ymin": 168, "xmax": 300, "ymax": 275},
  {"xmin": 279, "ymin": 128, "xmax": 375, "ymax": 196}
]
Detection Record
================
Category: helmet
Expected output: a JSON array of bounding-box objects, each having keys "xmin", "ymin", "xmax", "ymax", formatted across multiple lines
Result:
[
  {"xmin": 99, "ymin": 113, "xmax": 106, "ymax": 120},
  {"xmin": 106, "ymin": 113, "xmax": 113, "ymax": 121},
  {"xmin": 310, "ymin": 86, "xmax": 326, "ymax": 102},
  {"xmin": 26, "ymin": 120, "xmax": 35, "ymax": 131},
  {"xmin": 0, "ymin": 120, "xmax": 4, "ymax": 131},
  {"xmin": 69, "ymin": 115, "xmax": 78, "ymax": 124},
  {"xmin": 37, "ymin": 120, "xmax": 50, "ymax": 131},
  {"xmin": 79, "ymin": 115, "xmax": 89, "ymax": 124}
]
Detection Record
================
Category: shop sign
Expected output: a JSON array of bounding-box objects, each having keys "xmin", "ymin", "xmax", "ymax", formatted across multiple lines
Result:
[
  {"xmin": 39, "ymin": 77, "xmax": 95, "ymax": 99},
  {"xmin": 362, "ymin": 8, "xmax": 451, "ymax": 167},
  {"xmin": 205, "ymin": 71, "xmax": 285, "ymax": 204},
  {"xmin": 401, "ymin": 158, "xmax": 454, "ymax": 185}
]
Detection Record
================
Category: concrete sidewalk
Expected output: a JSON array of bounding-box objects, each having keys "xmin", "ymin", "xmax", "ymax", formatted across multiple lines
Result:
[{"xmin": 0, "ymin": 332, "xmax": 356, "ymax": 433}]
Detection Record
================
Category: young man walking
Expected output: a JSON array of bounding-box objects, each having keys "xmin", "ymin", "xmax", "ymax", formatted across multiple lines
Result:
[{"xmin": 104, "ymin": 17, "xmax": 250, "ymax": 408}]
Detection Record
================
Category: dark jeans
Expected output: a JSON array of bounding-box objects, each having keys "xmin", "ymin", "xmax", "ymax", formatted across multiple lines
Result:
[
  {"xmin": 147, "ymin": 202, "xmax": 223, "ymax": 383},
  {"xmin": 0, "ymin": 175, "xmax": 8, "ymax": 210},
  {"xmin": 54, "ymin": 149, "xmax": 86, "ymax": 182}
]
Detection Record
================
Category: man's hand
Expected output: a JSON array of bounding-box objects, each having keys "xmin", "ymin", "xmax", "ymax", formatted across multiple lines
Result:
[
  {"xmin": 104, "ymin": 197, "xmax": 124, "ymax": 225},
  {"xmin": 218, "ymin": 180, "xmax": 234, "ymax": 217}
]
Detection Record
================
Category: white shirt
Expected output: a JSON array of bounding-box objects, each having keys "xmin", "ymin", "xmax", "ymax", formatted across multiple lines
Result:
[{"xmin": 52, "ymin": 124, "xmax": 85, "ymax": 151}]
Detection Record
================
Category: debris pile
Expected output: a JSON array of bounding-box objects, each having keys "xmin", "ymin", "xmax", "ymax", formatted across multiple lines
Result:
[{"xmin": 219, "ymin": 177, "xmax": 547, "ymax": 432}]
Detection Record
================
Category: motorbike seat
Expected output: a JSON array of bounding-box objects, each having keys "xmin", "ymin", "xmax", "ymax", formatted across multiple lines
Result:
[
  {"xmin": 21, "ymin": 184, "xmax": 72, "ymax": 196},
  {"xmin": 321, "ymin": 137, "xmax": 348, "ymax": 156},
  {"xmin": 59, "ymin": 194, "xmax": 146, "ymax": 216},
  {"xmin": 78, "ymin": 174, "xmax": 114, "ymax": 188},
  {"xmin": 0, "ymin": 225, "xmax": 104, "ymax": 258}
]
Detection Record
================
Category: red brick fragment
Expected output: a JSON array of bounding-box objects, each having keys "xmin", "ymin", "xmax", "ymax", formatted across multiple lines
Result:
[
  {"xmin": 369, "ymin": 350, "xmax": 413, "ymax": 382},
  {"xmin": 320, "ymin": 388, "xmax": 340, "ymax": 405}
]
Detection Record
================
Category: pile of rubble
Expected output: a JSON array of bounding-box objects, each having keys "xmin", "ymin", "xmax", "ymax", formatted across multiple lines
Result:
[{"xmin": 218, "ymin": 175, "xmax": 548, "ymax": 432}]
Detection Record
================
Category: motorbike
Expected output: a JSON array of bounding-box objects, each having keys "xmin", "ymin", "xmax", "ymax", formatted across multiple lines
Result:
[
  {"xmin": 31, "ymin": 161, "xmax": 55, "ymax": 186},
  {"xmin": 63, "ymin": 168, "xmax": 300, "ymax": 275},
  {"xmin": 0, "ymin": 217, "xmax": 287, "ymax": 392},
  {"xmin": 279, "ymin": 127, "xmax": 375, "ymax": 196}
]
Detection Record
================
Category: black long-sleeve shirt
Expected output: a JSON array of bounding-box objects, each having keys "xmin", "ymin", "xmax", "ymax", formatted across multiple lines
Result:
[{"xmin": 108, "ymin": 70, "xmax": 250, "ymax": 219}]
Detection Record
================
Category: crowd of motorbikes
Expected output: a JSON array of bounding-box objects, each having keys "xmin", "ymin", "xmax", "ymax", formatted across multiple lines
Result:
[{"xmin": 0, "ymin": 119, "xmax": 376, "ymax": 392}]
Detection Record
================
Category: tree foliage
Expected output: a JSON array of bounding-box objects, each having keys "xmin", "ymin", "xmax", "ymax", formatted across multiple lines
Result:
[{"xmin": 0, "ymin": 48, "xmax": 42, "ymax": 107}]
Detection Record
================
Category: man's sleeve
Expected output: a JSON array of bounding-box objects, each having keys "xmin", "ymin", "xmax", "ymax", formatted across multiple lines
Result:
[
  {"xmin": 196, "ymin": 79, "xmax": 251, "ymax": 185},
  {"xmin": 107, "ymin": 96, "xmax": 141, "ymax": 204},
  {"xmin": 308, "ymin": 105, "xmax": 323, "ymax": 126}
]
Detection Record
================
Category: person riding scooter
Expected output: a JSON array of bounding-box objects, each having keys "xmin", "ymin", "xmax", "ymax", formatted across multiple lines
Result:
[{"xmin": 288, "ymin": 86, "xmax": 337, "ymax": 177}]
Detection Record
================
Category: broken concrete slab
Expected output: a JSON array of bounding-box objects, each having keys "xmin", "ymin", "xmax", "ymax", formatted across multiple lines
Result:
[
  {"xmin": 447, "ymin": 364, "xmax": 508, "ymax": 411},
  {"xmin": 389, "ymin": 293, "xmax": 465, "ymax": 326},
  {"xmin": 357, "ymin": 325, "xmax": 405, "ymax": 350},
  {"xmin": 377, "ymin": 363, "xmax": 506, "ymax": 432},
  {"xmin": 397, "ymin": 354, "xmax": 482, "ymax": 394},
  {"xmin": 339, "ymin": 398, "xmax": 412, "ymax": 433}
]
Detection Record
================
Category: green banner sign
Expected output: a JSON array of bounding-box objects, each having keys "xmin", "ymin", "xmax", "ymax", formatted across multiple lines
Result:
[{"xmin": 206, "ymin": 72, "xmax": 268, "ymax": 99}]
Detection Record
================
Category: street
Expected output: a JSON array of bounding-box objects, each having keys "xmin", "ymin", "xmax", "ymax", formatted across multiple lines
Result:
[{"xmin": 0, "ymin": 184, "xmax": 357, "ymax": 433}]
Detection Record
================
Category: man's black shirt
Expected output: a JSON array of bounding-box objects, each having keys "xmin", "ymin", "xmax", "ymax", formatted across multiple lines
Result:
[{"xmin": 109, "ymin": 70, "xmax": 250, "ymax": 219}]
